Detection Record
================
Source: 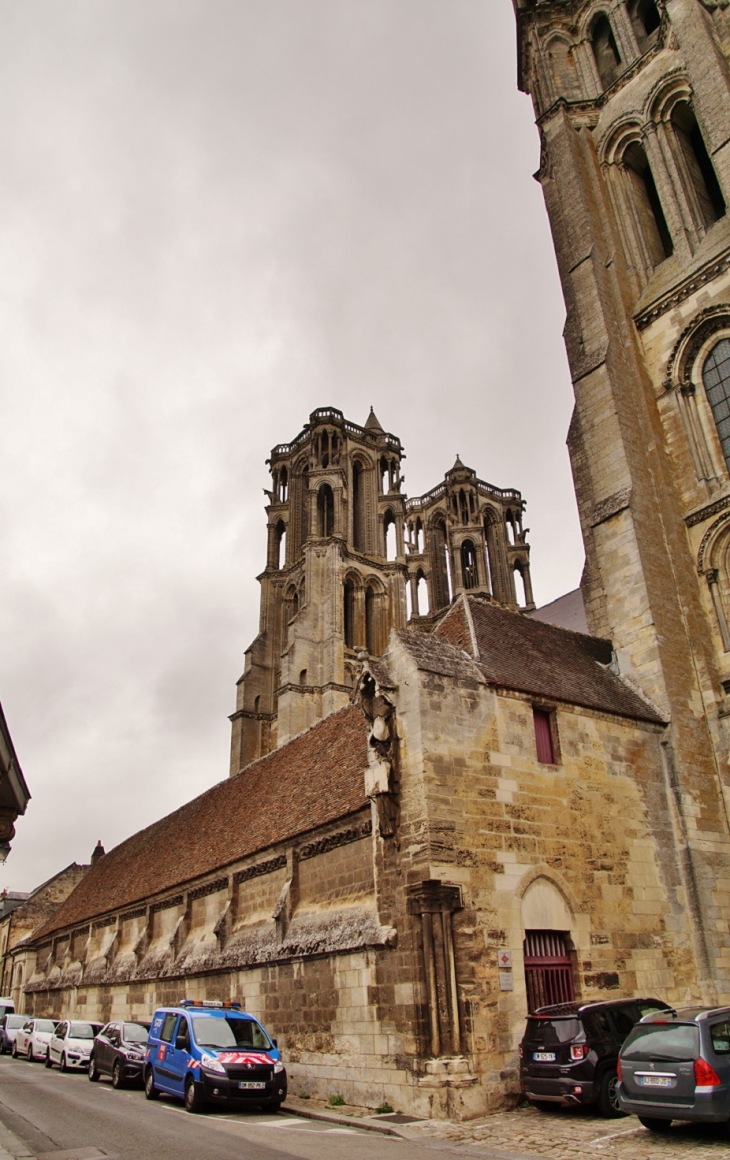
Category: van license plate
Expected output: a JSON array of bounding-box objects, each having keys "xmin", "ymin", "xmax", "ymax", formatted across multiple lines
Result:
[
  {"xmin": 532, "ymin": 1052, "xmax": 555, "ymax": 1061},
  {"xmin": 238, "ymin": 1081, "xmax": 266, "ymax": 1090},
  {"xmin": 639, "ymin": 1076, "xmax": 672, "ymax": 1087}
]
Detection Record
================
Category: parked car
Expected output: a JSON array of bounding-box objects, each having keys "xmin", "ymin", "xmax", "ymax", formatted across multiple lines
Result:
[
  {"xmin": 0, "ymin": 997, "xmax": 15, "ymax": 1019},
  {"xmin": 89, "ymin": 1021, "xmax": 150, "ymax": 1087},
  {"xmin": 520, "ymin": 998, "xmax": 672, "ymax": 1116},
  {"xmin": 0, "ymin": 1014, "xmax": 27, "ymax": 1054},
  {"xmin": 144, "ymin": 999, "xmax": 286, "ymax": 1113},
  {"xmin": 13, "ymin": 1018, "xmax": 57, "ymax": 1061},
  {"xmin": 618, "ymin": 1006, "xmax": 730, "ymax": 1131},
  {"xmin": 45, "ymin": 1020, "xmax": 103, "ymax": 1072}
]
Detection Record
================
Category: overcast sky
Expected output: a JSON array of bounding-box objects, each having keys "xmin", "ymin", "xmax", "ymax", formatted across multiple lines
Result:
[{"xmin": 0, "ymin": 0, "xmax": 584, "ymax": 894}]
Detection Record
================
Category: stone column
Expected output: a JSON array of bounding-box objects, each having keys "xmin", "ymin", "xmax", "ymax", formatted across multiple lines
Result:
[
  {"xmin": 706, "ymin": 569, "xmax": 730, "ymax": 652},
  {"xmin": 407, "ymin": 880, "xmax": 463, "ymax": 1057}
]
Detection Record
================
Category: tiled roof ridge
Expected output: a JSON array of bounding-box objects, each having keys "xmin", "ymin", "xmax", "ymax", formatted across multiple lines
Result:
[
  {"xmin": 466, "ymin": 592, "xmax": 612, "ymax": 650},
  {"xmin": 232, "ymin": 702, "xmax": 360, "ymax": 779}
]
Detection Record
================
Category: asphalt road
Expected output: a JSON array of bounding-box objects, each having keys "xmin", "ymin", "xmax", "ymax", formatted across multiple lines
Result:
[{"xmin": 0, "ymin": 1055, "xmax": 530, "ymax": 1160}]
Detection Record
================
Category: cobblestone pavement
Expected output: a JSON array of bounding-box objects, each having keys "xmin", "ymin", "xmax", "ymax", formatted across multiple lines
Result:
[
  {"xmin": 406, "ymin": 1103, "xmax": 730, "ymax": 1160},
  {"xmin": 288, "ymin": 1095, "xmax": 730, "ymax": 1158}
]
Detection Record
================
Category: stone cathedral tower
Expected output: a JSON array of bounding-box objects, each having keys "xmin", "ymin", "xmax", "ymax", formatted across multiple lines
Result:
[
  {"xmin": 229, "ymin": 406, "xmax": 532, "ymax": 773},
  {"xmin": 515, "ymin": 0, "xmax": 730, "ymax": 994}
]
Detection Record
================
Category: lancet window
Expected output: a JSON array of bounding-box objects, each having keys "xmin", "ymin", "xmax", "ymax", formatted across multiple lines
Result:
[
  {"xmin": 317, "ymin": 484, "xmax": 335, "ymax": 537},
  {"xmin": 591, "ymin": 14, "xmax": 622, "ymax": 89}
]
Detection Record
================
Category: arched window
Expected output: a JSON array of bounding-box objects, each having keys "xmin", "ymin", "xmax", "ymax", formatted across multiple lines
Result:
[
  {"xmin": 703, "ymin": 339, "xmax": 730, "ymax": 472},
  {"xmin": 365, "ymin": 585, "xmax": 382, "ymax": 655},
  {"xmin": 415, "ymin": 519, "xmax": 424, "ymax": 553},
  {"xmin": 591, "ymin": 14, "xmax": 621, "ymax": 89},
  {"xmin": 352, "ymin": 460, "xmax": 365, "ymax": 552},
  {"xmin": 430, "ymin": 517, "xmax": 452, "ymax": 610},
  {"xmin": 629, "ymin": 0, "xmax": 660, "ymax": 47},
  {"xmin": 484, "ymin": 511, "xmax": 500, "ymax": 597},
  {"xmin": 384, "ymin": 511, "xmax": 397, "ymax": 560},
  {"xmin": 317, "ymin": 484, "xmax": 334, "ymax": 537},
  {"xmin": 254, "ymin": 695, "xmax": 261, "ymax": 713},
  {"xmin": 379, "ymin": 457, "xmax": 389, "ymax": 494},
  {"xmin": 344, "ymin": 579, "xmax": 356, "ymax": 649},
  {"xmin": 416, "ymin": 571, "xmax": 430, "ymax": 615},
  {"xmin": 299, "ymin": 668, "xmax": 308, "ymax": 685},
  {"xmin": 514, "ymin": 563, "xmax": 527, "ymax": 607},
  {"xmin": 275, "ymin": 521, "xmax": 286, "ymax": 570},
  {"xmin": 278, "ymin": 466, "xmax": 288, "ymax": 503},
  {"xmin": 546, "ymin": 37, "xmax": 580, "ymax": 101},
  {"xmin": 671, "ymin": 102, "xmax": 725, "ymax": 229},
  {"xmin": 505, "ymin": 511, "xmax": 516, "ymax": 544},
  {"xmin": 623, "ymin": 141, "xmax": 673, "ymax": 264},
  {"xmin": 320, "ymin": 431, "xmax": 330, "ymax": 469},
  {"xmin": 459, "ymin": 490, "xmax": 469, "ymax": 526},
  {"xmin": 461, "ymin": 540, "xmax": 478, "ymax": 589}
]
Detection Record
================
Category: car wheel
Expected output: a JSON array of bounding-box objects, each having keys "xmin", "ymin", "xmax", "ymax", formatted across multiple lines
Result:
[
  {"xmin": 597, "ymin": 1069, "xmax": 625, "ymax": 1118},
  {"xmin": 59, "ymin": 1053, "xmax": 68, "ymax": 1073},
  {"xmin": 531, "ymin": 1100, "xmax": 562, "ymax": 1113},
  {"xmin": 184, "ymin": 1077, "xmax": 206, "ymax": 1114},
  {"xmin": 112, "ymin": 1060, "xmax": 125, "ymax": 1090},
  {"xmin": 638, "ymin": 1115, "xmax": 673, "ymax": 1132},
  {"xmin": 144, "ymin": 1068, "xmax": 159, "ymax": 1101},
  {"xmin": 44, "ymin": 1050, "xmax": 53, "ymax": 1069},
  {"xmin": 88, "ymin": 1055, "xmax": 99, "ymax": 1082},
  {"xmin": 11, "ymin": 1041, "xmax": 17, "ymax": 1059}
]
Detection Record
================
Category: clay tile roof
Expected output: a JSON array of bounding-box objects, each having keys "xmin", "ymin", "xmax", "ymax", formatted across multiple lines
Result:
[
  {"xmin": 34, "ymin": 705, "xmax": 369, "ymax": 940},
  {"xmin": 434, "ymin": 597, "xmax": 664, "ymax": 724}
]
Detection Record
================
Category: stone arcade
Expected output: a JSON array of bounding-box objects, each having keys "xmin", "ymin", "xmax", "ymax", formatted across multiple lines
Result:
[{"xmin": 13, "ymin": 0, "xmax": 730, "ymax": 1121}]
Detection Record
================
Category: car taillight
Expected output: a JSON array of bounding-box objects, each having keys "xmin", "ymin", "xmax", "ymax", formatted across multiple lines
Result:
[
  {"xmin": 617, "ymin": 1058, "xmax": 622, "ymax": 1082},
  {"xmin": 694, "ymin": 1057, "xmax": 721, "ymax": 1086},
  {"xmin": 570, "ymin": 1044, "xmax": 588, "ymax": 1060}
]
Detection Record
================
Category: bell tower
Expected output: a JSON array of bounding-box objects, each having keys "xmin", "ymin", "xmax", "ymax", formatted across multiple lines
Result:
[
  {"xmin": 515, "ymin": 0, "xmax": 730, "ymax": 995},
  {"xmin": 229, "ymin": 407, "xmax": 409, "ymax": 772}
]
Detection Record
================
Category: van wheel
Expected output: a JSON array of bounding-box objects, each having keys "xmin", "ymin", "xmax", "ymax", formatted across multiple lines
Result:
[
  {"xmin": 144, "ymin": 1069, "xmax": 159, "ymax": 1100},
  {"xmin": 597, "ymin": 1070, "xmax": 625, "ymax": 1118},
  {"xmin": 88, "ymin": 1056, "xmax": 99, "ymax": 1082},
  {"xmin": 112, "ymin": 1060, "xmax": 124, "ymax": 1089},
  {"xmin": 638, "ymin": 1116, "xmax": 673, "ymax": 1132},
  {"xmin": 184, "ymin": 1077, "xmax": 206, "ymax": 1114}
]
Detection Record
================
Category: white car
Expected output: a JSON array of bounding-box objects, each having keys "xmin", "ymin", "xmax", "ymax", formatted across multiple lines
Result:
[
  {"xmin": 13, "ymin": 1018, "xmax": 57, "ymax": 1061},
  {"xmin": 45, "ymin": 1020, "xmax": 102, "ymax": 1071}
]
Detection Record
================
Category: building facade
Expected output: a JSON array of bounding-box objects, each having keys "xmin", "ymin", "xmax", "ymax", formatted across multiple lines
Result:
[{"xmin": 514, "ymin": 0, "xmax": 730, "ymax": 999}]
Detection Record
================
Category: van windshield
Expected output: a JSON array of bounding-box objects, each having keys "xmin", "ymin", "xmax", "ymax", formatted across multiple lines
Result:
[
  {"xmin": 191, "ymin": 1016, "xmax": 271, "ymax": 1050},
  {"xmin": 622, "ymin": 1024, "xmax": 699, "ymax": 1061}
]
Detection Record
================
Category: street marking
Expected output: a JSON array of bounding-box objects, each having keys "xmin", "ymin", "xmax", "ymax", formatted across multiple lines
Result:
[{"xmin": 590, "ymin": 1126, "xmax": 646, "ymax": 1145}]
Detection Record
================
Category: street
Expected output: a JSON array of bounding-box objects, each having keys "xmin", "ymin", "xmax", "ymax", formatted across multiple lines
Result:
[{"xmin": 0, "ymin": 1054, "xmax": 528, "ymax": 1160}]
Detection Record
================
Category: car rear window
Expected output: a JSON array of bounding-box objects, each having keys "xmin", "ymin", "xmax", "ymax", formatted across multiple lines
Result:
[
  {"xmin": 622, "ymin": 1023, "xmax": 699, "ymax": 1061},
  {"xmin": 523, "ymin": 1017, "xmax": 581, "ymax": 1045},
  {"xmin": 6, "ymin": 1016, "xmax": 25, "ymax": 1029}
]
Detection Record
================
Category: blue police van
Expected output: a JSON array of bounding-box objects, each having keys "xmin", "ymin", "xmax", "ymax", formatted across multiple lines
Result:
[{"xmin": 144, "ymin": 999, "xmax": 286, "ymax": 1113}]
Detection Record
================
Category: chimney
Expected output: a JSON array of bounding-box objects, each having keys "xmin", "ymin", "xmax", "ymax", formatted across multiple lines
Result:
[{"xmin": 91, "ymin": 840, "xmax": 105, "ymax": 865}]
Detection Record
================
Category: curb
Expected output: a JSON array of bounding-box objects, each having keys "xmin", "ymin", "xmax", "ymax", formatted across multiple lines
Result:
[{"xmin": 280, "ymin": 1103, "xmax": 409, "ymax": 1137}]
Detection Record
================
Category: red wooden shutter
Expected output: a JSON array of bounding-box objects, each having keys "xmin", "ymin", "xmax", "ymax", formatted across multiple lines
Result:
[{"xmin": 533, "ymin": 708, "xmax": 554, "ymax": 764}]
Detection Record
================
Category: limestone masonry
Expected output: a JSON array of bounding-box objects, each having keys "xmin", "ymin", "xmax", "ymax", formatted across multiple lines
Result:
[{"xmin": 6, "ymin": 0, "xmax": 730, "ymax": 1122}]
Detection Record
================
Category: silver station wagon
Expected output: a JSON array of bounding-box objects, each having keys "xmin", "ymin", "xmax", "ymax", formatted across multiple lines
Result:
[{"xmin": 618, "ymin": 1007, "xmax": 730, "ymax": 1131}]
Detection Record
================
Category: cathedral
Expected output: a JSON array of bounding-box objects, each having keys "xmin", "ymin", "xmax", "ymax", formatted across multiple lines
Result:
[{"xmin": 7, "ymin": 0, "xmax": 730, "ymax": 1122}]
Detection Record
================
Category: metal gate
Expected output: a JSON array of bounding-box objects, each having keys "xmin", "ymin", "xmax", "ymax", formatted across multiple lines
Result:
[{"xmin": 523, "ymin": 930, "xmax": 574, "ymax": 1012}]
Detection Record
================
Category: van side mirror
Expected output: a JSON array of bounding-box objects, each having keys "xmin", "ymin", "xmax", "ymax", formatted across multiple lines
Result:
[{"xmin": 175, "ymin": 1033, "xmax": 187, "ymax": 1050}]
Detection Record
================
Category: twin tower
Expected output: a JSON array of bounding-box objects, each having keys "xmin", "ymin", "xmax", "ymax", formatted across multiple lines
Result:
[{"xmin": 229, "ymin": 407, "xmax": 533, "ymax": 771}]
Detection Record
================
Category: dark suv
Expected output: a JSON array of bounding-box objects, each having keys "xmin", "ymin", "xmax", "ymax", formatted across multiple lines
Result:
[{"xmin": 520, "ymin": 998, "xmax": 672, "ymax": 1116}]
